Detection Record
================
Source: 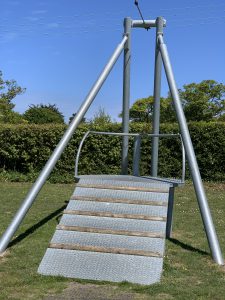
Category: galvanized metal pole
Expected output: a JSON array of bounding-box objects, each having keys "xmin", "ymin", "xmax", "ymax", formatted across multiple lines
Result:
[
  {"xmin": 121, "ymin": 17, "xmax": 132, "ymax": 175},
  {"xmin": 158, "ymin": 34, "xmax": 224, "ymax": 265},
  {"xmin": 0, "ymin": 35, "xmax": 128, "ymax": 254},
  {"xmin": 151, "ymin": 17, "xmax": 164, "ymax": 177}
]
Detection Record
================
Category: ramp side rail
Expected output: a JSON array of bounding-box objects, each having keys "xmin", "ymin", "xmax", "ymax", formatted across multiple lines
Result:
[{"xmin": 74, "ymin": 131, "xmax": 185, "ymax": 182}]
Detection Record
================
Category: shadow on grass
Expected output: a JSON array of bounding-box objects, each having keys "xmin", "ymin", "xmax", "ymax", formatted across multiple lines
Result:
[
  {"xmin": 168, "ymin": 237, "xmax": 209, "ymax": 256},
  {"xmin": 8, "ymin": 201, "xmax": 68, "ymax": 249}
]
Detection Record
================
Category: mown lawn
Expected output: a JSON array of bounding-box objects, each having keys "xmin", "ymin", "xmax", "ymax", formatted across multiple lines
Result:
[{"xmin": 0, "ymin": 181, "xmax": 225, "ymax": 299}]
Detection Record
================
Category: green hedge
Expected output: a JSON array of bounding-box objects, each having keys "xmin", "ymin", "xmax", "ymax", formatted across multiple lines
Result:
[{"xmin": 0, "ymin": 122, "xmax": 225, "ymax": 182}]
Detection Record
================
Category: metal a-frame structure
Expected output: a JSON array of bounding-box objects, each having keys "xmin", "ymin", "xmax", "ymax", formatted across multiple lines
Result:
[{"xmin": 0, "ymin": 17, "xmax": 223, "ymax": 266}]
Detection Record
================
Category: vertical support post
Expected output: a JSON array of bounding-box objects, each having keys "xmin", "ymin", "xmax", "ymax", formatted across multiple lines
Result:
[
  {"xmin": 133, "ymin": 135, "xmax": 141, "ymax": 176},
  {"xmin": 166, "ymin": 187, "xmax": 175, "ymax": 238},
  {"xmin": 121, "ymin": 17, "xmax": 132, "ymax": 175},
  {"xmin": 158, "ymin": 35, "xmax": 224, "ymax": 265},
  {"xmin": 151, "ymin": 17, "xmax": 164, "ymax": 177}
]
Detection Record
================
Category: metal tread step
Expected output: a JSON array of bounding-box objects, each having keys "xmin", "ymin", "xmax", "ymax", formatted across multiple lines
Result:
[
  {"xmin": 59, "ymin": 214, "xmax": 166, "ymax": 233},
  {"xmin": 77, "ymin": 174, "xmax": 181, "ymax": 186},
  {"xmin": 38, "ymin": 249, "xmax": 163, "ymax": 285},
  {"xmin": 66, "ymin": 200, "xmax": 167, "ymax": 217},
  {"xmin": 70, "ymin": 195, "xmax": 168, "ymax": 206},
  {"xmin": 73, "ymin": 187, "xmax": 168, "ymax": 202},
  {"xmin": 77, "ymin": 175, "xmax": 166, "ymax": 183},
  {"xmin": 50, "ymin": 231, "xmax": 165, "ymax": 255},
  {"xmin": 77, "ymin": 177, "xmax": 171, "ymax": 190}
]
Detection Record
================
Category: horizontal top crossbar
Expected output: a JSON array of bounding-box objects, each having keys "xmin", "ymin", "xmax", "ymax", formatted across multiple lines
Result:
[{"xmin": 132, "ymin": 19, "xmax": 166, "ymax": 28}]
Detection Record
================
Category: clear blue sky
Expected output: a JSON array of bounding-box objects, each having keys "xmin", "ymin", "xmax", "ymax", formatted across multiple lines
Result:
[{"xmin": 1, "ymin": 0, "xmax": 225, "ymax": 122}]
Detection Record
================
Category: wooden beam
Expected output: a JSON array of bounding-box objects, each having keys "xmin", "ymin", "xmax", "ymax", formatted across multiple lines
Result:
[
  {"xmin": 63, "ymin": 210, "xmax": 166, "ymax": 222},
  {"xmin": 76, "ymin": 183, "xmax": 168, "ymax": 193},
  {"xmin": 56, "ymin": 225, "xmax": 164, "ymax": 238},
  {"xmin": 49, "ymin": 242, "xmax": 162, "ymax": 258}
]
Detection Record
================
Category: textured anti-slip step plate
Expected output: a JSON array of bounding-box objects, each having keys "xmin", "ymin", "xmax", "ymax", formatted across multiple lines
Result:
[
  {"xmin": 77, "ymin": 175, "xmax": 181, "ymax": 186},
  {"xmin": 77, "ymin": 175, "xmax": 167, "ymax": 183},
  {"xmin": 76, "ymin": 178, "xmax": 170, "ymax": 193},
  {"xmin": 77, "ymin": 177, "xmax": 170, "ymax": 187},
  {"xmin": 66, "ymin": 200, "xmax": 167, "ymax": 218},
  {"xmin": 59, "ymin": 214, "xmax": 166, "ymax": 234},
  {"xmin": 38, "ymin": 249, "xmax": 163, "ymax": 285},
  {"xmin": 73, "ymin": 187, "xmax": 168, "ymax": 202},
  {"xmin": 51, "ymin": 230, "xmax": 165, "ymax": 255}
]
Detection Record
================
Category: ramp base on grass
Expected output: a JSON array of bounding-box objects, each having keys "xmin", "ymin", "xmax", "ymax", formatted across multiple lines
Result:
[{"xmin": 38, "ymin": 175, "xmax": 171, "ymax": 285}]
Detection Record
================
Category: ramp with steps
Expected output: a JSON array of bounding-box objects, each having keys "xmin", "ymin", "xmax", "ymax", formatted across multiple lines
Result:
[{"xmin": 38, "ymin": 175, "xmax": 171, "ymax": 285}]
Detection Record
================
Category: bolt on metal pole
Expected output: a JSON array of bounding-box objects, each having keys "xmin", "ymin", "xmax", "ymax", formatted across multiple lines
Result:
[
  {"xmin": 0, "ymin": 35, "xmax": 128, "ymax": 254},
  {"xmin": 151, "ymin": 17, "xmax": 164, "ymax": 177},
  {"xmin": 121, "ymin": 17, "xmax": 132, "ymax": 175},
  {"xmin": 158, "ymin": 34, "xmax": 224, "ymax": 265}
]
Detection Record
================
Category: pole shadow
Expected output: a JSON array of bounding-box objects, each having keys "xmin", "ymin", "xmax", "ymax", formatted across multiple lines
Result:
[
  {"xmin": 168, "ymin": 237, "xmax": 209, "ymax": 256},
  {"xmin": 8, "ymin": 201, "xmax": 68, "ymax": 249}
]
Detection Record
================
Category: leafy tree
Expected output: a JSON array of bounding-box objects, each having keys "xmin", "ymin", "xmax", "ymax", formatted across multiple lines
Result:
[
  {"xmin": 128, "ymin": 96, "xmax": 176, "ymax": 123},
  {"xmin": 180, "ymin": 80, "xmax": 225, "ymax": 122},
  {"xmin": 0, "ymin": 70, "xmax": 26, "ymax": 123},
  {"xmin": 24, "ymin": 104, "xmax": 64, "ymax": 124},
  {"xmin": 127, "ymin": 80, "xmax": 225, "ymax": 124},
  {"xmin": 2, "ymin": 111, "xmax": 27, "ymax": 124},
  {"xmin": 218, "ymin": 114, "xmax": 225, "ymax": 122},
  {"xmin": 90, "ymin": 107, "xmax": 112, "ymax": 126}
]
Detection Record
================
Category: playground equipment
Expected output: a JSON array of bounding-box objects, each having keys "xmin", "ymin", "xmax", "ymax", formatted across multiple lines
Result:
[{"xmin": 0, "ymin": 17, "xmax": 224, "ymax": 285}]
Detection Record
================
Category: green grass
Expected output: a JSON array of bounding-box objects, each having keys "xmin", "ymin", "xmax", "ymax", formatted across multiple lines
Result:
[{"xmin": 0, "ymin": 181, "xmax": 225, "ymax": 299}]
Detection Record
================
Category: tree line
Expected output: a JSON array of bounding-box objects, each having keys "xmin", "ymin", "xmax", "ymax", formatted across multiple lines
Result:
[{"xmin": 0, "ymin": 70, "xmax": 224, "ymax": 125}]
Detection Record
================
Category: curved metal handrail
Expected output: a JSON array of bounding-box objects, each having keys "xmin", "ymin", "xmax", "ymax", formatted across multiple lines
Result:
[
  {"xmin": 74, "ymin": 131, "xmax": 185, "ymax": 182},
  {"xmin": 75, "ymin": 131, "xmax": 91, "ymax": 177}
]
